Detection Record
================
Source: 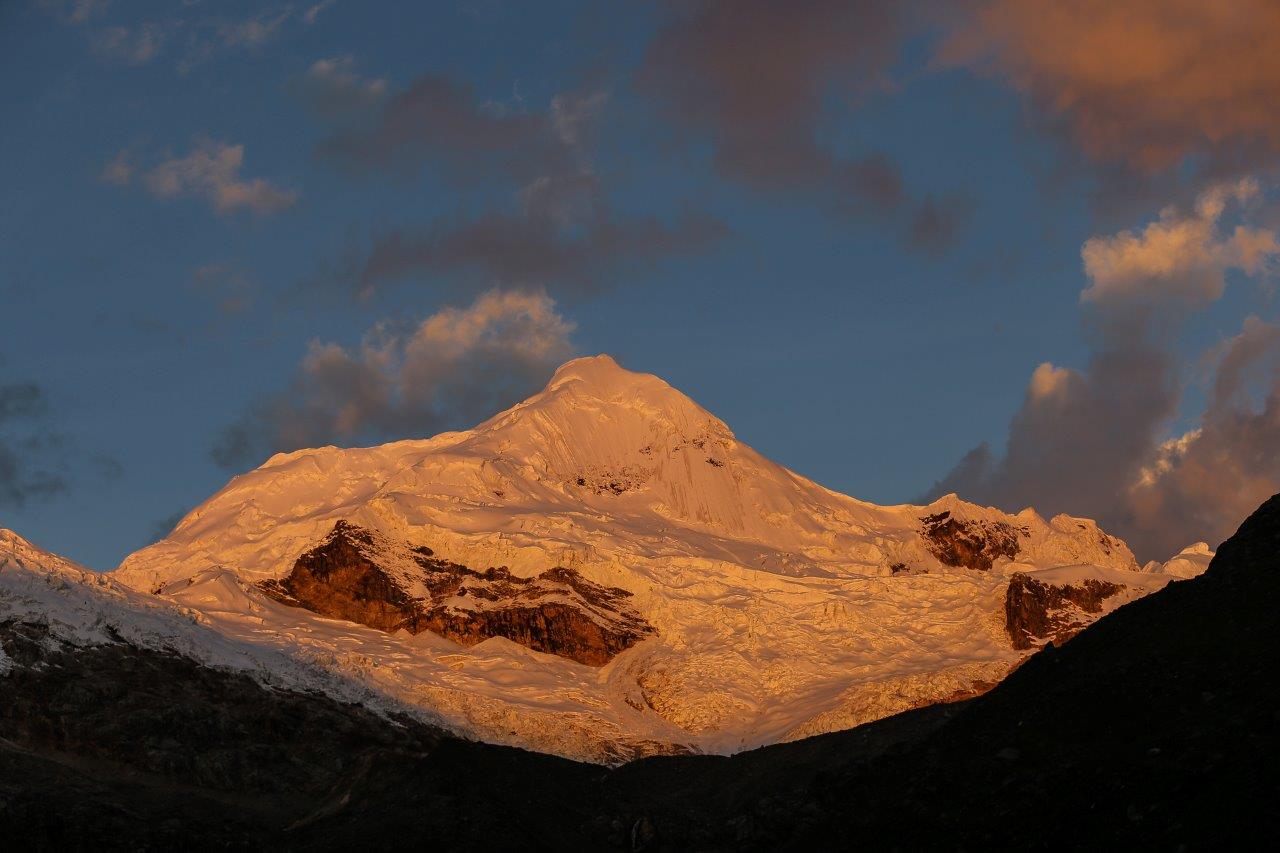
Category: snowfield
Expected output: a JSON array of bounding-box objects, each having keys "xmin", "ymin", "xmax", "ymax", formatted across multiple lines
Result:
[{"xmin": 6, "ymin": 356, "xmax": 1209, "ymax": 763}]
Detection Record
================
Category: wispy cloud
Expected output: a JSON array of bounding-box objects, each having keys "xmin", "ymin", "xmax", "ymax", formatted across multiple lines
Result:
[
  {"xmin": 40, "ymin": 0, "xmax": 111, "ymax": 25},
  {"xmin": 302, "ymin": 0, "xmax": 338, "ymax": 26},
  {"xmin": 1, "ymin": 378, "xmax": 119, "ymax": 509},
  {"xmin": 305, "ymin": 74, "xmax": 724, "ymax": 300},
  {"xmin": 90, "ymin": 22, "xmax": 167, "ymax": 65},
  {"xmin": 293, "ymin": 56, "xmax": 389, "ymax": 124},
  {"xmin": 105, "ymin": 139, "xmax": 298, "ymax": 216},
  {"xmin": 178, "ymin": 7, "xmax": 294, "ymax": 73},
  {"xmin": 192, "ymin": 264, "xmax": 257, "ymax": 316},
  {"xmin": 318, "ymin": 74, "xmax": 581, "ymax": 185}
]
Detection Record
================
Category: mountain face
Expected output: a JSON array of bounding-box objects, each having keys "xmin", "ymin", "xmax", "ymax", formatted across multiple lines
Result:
[
  {"xmin": 3, "ymin": 496, "xmax": 1274, "ymax": 849},
  {"xmin": 108, "ymin": 356, "xmax": 1205, "ymax": 761}
]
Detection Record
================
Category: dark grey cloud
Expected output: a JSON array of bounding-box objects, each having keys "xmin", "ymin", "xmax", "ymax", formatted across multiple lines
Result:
[
  {"xmin": 909, "ymin": 193, "xmax": 977, "ymax": 255},
  {"xmin": 639, "ymin": 0, "xmax": 901, "ymax": 188},
  {"xmin": 638, "ymin": 0, "xmax": 967, "ymax": 250},
  {"xmin": 148, "ymin": 508, "xmax": 189, "ymax": 544},
  {"xmin": 305, "ymin": 76, "xmax": 726, "ymax": 300},
  {"xmin": 1, "ymin": 381, "xmax": 66, "ymax": 508},
  {"xmin": 1125, "ymin": 316, "xmax": 1280, "ymax": 558},
  {"xmin": 318, "ymin": 74, "xmax": 580, "ymax": 186},
  {"xmin": 343, "ymin": 186, "xmax": 728, "ymax": 300},
  {"xmin": 924, "ymin": 182, "xmax": 1280, "ymax": 559},
  {"xmin": 0, "ymin": 383, "xmax": 46, "ymax": 423},
  {"xmin": 212, "ymin": 289, "xmax": 577, "ymax": 470}
]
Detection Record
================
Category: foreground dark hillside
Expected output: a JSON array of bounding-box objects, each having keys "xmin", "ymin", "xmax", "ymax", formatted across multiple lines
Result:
[{"xmin": 4, "ymin": 496, "xmax": 1279, "ymax": 850}]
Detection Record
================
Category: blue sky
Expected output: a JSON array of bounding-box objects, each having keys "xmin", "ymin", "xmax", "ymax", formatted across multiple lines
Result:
[{"xmin": 4, "ymin": 1, "xmax": 1280, "ymax": 567}]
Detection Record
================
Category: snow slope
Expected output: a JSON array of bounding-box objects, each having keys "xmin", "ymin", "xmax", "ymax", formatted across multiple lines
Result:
[
  {"xmin": 1144, "ymin": 542, "xmax": 1216, "ymax": 578},
  {"xmin": 106, "ymin": 355, "xmax": 1206, "ymax": 761},
  {"xmin": 0, "ymin": 528, "xmax": 426, "ymax": 717}
]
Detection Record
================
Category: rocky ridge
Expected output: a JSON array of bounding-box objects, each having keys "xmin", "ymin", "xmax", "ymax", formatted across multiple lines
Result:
[{"xmin": 258, "ymin": 520, "xmax": 654, "ymax": 665}]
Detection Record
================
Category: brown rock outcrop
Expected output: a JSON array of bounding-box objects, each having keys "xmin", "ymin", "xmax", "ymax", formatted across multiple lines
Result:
[
  {"xmin": 920, "ymin": 510, "xmax": 1024, "ymax": 570},
  {"xmin": 1004, "ymin": 572, "xmax": 1125, "ymax": 649},
  {"xmin": 260, "ymin": 521, "xmax": 654, "ymax": 665}
]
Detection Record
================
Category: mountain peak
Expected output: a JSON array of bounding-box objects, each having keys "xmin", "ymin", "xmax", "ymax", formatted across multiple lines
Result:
[{"xmin": 546, "ymin": 354, "xmax": 667, "ymax": 396}]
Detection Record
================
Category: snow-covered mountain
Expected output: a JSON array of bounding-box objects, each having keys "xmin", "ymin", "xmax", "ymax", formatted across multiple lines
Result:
[
  {"xmin": 80, "ymin": 355, "xmax": 1204, "ymax": 761},
  {"xmin": 0, "ymin": 528, "xmax": 419, "ymax": 716}
]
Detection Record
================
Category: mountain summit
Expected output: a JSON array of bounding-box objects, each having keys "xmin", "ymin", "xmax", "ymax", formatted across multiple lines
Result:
[{"xmin": 110, "ymin": 356, "xmax": 1205, "ymax": 761}]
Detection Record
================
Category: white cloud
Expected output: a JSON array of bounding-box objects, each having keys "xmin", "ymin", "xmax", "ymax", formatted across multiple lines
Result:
[{"xmin": 1081, "ymin": 178, "xmax": 1279, "ymax": 310}]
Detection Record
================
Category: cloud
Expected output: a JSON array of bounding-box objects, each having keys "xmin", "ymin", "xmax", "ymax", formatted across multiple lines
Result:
[
  {"xmin": 211, "ymin": 289, "xmax": 577, "ymax": 469},
  {"xmin": 90, "ymin": 23, "xmax": 166, "ymax": 65},
  {"xmin": 550, "ymin": 89, "xmax": 607, "ymax": 150},
  {"xmin": 107, "ymin": 139, "xmax": 297, "ymax": 215},
  {"xmin": 0, "ymin": 381, "xmax": 66, "ymax": 509},
  {"xmin": 318, "ymin": 75, "xmax": 589, "ymax": 186},
  {"xmin": 1126, "ymin": 317, "xmax": 1280, "ymax": 557},
  {"xmin": 308, "ymin": 78, "xmax": 724, "ymax": 300},
  {"xmin": 171, "ymin": 4, "xmax": 327, "ymax": 73},
  {"xmin": 1081, "ymin": 178, "xmax": 1277, "ymax": 312},
  {"xmin": 909, "ymin": 193, "xmax": 977, "ymax": 255},
  {"xmin": 303, "ymin": 0, "xmax": 338, "ymax": 26},
  {"xmin": 192, "ymin": 264, "xmax": 256, "ymax": 315},
  {"xmin": 218, "ymin": 8, "xmax": 292, "ymax": 49},
  {"xmin": 100, "ymin": 147, "xmax": 136, "ymax": 186},
  {"xmin": 41, "ymin": 0, "xmax": 110, "ymax": 25},
  {"xmin": 293, "ymin": 56, "xmax": 389, "ymax": 124},
  {"xmin": 148, "ymin": 508, "xmax": 189, "ymax": 543},
  {"xmin": 638, "ymin": 0, "xmax": 969, "ymax": 250},
  {"xmin": 639, "ymin": 0, "xmax": 901, "ymax": 187},
  {"xmin": 342, "ymin": 189, "xmax": 727, "ymax": 300},
  {"xmin": 925, "ymin": 180, "xmax": 1280, "ymax": 559},
  {"xmin": 942, "ymin": 0, "xmax": 1280, "ymax": 182},
  {"xmin": 0, "ymin": 383, "xmax": 46, "ymax": 423},
  {"xmin": 177, "ymin": 7, "xmax": 295, "ymax": 72}
]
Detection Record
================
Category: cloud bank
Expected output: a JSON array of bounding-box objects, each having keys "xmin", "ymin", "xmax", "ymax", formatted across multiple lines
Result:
[
  {"xmin": 926, "ymin": 180, "xmax": 1280, "ymax": 559},
  {"xmin": 943, "ymin": 0, "xmax": 1280, "ymax": 185}
]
